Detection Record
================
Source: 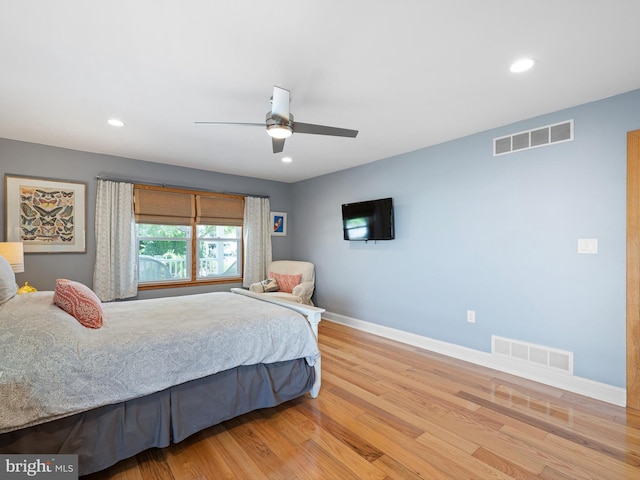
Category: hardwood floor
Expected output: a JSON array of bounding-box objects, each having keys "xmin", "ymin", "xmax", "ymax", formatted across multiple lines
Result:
[{"xmin": 84, "ymin": 321, "xmax": 640, "ymax": 479}]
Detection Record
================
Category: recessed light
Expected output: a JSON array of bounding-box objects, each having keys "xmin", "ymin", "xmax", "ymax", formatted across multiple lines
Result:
[
  {"xmin": 510, "ymin": 58, "xmax": 535, "ymax": 73},
  {"xmin": 281, "ymin": 157, "xmax": 292, "ymax": 163},
  {"xmin": 107, "ymin": 118, "xmax": 125, "ymax": 127}
]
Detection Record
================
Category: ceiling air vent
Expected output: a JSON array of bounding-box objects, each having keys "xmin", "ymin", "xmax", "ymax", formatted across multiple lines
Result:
[{"xmin": 493, "ymin": 119, "xmax": 573, "ymax": 156}]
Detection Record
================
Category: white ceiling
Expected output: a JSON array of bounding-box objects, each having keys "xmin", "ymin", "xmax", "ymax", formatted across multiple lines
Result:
[{"xmin": 2, "ymin": 1, "xmax": 640, "ymax": 183}]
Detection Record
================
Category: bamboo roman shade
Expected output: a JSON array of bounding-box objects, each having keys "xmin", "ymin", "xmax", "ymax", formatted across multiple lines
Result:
[
  {"xmin": 196, "ymin": 195, "xmax": 244, "ymax": 226},
  {"xmin": 133, "ymin": 187, "xmax": 244, "ymax": 226},
  {"xmin": 134, "ymin": 188, "xmax": 195, "ymax": 225}
]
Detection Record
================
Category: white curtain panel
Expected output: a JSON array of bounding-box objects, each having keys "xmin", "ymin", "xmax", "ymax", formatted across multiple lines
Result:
[
  {"xmin": 93, "ymin": 180, "xmax": 138, "ymax": 301},
  {"xmin": 243, "ymin": 196, "xmax": 272, "ymax": 287}
]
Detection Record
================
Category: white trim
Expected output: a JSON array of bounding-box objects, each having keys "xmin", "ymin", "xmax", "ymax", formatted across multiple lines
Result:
[{"xmin": 323, "ymin": 311, "xmax": 626, "ymax": 407}]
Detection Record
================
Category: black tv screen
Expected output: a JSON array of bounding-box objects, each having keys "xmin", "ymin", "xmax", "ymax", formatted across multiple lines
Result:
[{"xmin": 342, "ymin": 197, "xmax": 394, "ymax": 241}]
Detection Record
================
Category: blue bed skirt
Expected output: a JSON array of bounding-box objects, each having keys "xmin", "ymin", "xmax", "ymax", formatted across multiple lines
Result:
[{"xmin": 0, "ymin": 359, "xmax": 315, "ymax": 476}]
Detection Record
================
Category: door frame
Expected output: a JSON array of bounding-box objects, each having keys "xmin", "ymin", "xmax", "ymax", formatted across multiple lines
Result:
[{"xmin": 627, "ymin": 129, "xmax": 640, "ymax": 409}]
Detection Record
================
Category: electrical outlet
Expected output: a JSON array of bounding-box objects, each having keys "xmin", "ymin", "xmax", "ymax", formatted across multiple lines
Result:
[{"xmin": 467, "ymin": 310, "xmax": 476, "ymax": 323}]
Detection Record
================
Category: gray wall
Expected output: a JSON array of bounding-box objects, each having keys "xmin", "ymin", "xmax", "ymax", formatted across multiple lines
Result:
[
  {"xmin": 291, "ymin": 88, "xmax": 640, "ymax": 388},
  {"xmin": 0, "ymin": 138, "xmax": 293, "ymax": 298}
]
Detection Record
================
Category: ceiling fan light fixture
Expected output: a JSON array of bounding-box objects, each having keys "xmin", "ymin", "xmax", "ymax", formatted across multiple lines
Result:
[{"xmin": 267, "ymin": 124, "xmax": 293, "ymax": 139}]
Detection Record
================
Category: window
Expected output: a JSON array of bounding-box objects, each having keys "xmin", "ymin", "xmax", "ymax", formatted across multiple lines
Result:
[
  {"xmin": 137, "ymin": 224, "xmax": 191, "ymax": 283},
  {"xmin": 196, "ymin": 225, "xmax": 242, "ymax": 279},
  {"xmin": 133, "ymin": 185, "xmax": 244, "ymax": 288}
]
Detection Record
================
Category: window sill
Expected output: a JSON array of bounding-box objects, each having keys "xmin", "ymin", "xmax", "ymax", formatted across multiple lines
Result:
[{"xmin": 138, "ymin": 277, "xmax": 243, "ymax": 291}]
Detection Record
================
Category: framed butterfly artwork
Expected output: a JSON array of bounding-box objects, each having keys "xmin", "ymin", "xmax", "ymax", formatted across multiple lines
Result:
[{"xmin": 5, "ymin": 175, "xmax": 86, "ymax": 253}]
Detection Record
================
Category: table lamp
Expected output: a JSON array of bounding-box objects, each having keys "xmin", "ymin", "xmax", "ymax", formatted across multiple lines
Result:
[
  {"xmin": 0, "ymin": 242, "xmax": 35, "ymax": 293},
  {"xmin": 0, "ymin": 242, "xmax": 24, "ymax": 273}
]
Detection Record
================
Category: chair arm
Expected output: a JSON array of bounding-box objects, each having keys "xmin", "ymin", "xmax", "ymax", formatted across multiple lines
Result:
[{"xmin": 292, "ymin": 281, "xmax": 315, "ymax": 304}]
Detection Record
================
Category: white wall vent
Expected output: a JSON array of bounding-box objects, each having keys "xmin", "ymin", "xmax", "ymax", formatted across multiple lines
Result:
[
  {"xmin": 491, "ymin": 335, "xmax": 573, "ymax": 374},
  {"xmin": 493, "ymin": 120, "xmax": 573, "ymax": 156}
]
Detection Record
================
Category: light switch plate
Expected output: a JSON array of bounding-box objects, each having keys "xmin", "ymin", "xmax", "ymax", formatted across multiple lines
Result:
[{"xmin": 577, "ymin": 238, "xmax": 598, "ymax": 254}]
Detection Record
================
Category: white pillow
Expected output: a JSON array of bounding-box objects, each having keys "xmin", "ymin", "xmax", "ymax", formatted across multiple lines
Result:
[{"xmin": 0, "ymin": 256, "xmax": 17, "ymax": 305}]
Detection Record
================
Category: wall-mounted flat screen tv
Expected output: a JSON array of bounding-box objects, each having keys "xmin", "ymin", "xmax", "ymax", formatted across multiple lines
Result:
[{"xmin": 342, "ymin": 197, "xmax": 394, "ymax": 241}]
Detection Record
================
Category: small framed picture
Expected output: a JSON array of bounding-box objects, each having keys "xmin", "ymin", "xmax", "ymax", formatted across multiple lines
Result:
[
  {"xmin": 5, "ymin": 174, "xmax": 87, "ymax": 253},
  {"xmin": 270, "ymin": 211, "xmax": 287, "ymax": 236}
]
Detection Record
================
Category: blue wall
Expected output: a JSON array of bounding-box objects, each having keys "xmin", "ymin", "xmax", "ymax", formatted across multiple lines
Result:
[{"xmin": 291, "ymin": 89, "xmax": 640, "ymax": 388}]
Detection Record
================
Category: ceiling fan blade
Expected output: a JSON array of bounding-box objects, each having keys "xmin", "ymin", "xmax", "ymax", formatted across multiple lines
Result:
[
  {"xmin": 271, "ymin": 86, "xmax": 290, "ymax": 121},
  {"xmin": 293, "ymin": 122, "xmax": 358, "ymax": 138},
  {"xmin": 194, "ymin": 121, "xmax": 265, "ymax": 127},
  {"xmin": 272, "ymin": 137, "xmax": 285, "ymax": 153}
]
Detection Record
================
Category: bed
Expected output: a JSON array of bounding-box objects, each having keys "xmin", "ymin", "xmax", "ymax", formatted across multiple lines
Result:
[{"xmin": 0, "ymin": 281, "xmax": 323, "ymax": 476}]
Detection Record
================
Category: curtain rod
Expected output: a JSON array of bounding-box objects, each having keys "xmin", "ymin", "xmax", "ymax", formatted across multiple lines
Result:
[{"xmin": 95, "ymin": 175, "xmax": 270, "ymax": 198}]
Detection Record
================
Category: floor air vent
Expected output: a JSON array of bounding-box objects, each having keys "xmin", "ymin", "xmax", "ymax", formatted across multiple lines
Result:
[
  {"xmin": 494, "ymin": 120, "xmax": 573, "ymax": 156},
  {"xmin": 491, "ymin": 335, "xmax": 573, "ymax": 374}
]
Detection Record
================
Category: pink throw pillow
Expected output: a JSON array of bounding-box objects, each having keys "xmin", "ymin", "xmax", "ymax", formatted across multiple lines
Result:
[
  {"xmin": 54, "ymin": 279, "xmax": 104, "ymax": 329},
  {"xmin": 269, "ymin": 272, "xmax": 302, "ymax": 294}
]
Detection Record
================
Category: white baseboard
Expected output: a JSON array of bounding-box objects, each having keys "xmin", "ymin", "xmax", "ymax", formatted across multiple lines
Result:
[{"xmin": 322, "ymin": 311, "xmax": 626, "ymax": 407}]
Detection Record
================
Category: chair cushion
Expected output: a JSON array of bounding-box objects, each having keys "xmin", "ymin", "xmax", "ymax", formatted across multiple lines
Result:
[
  {"xmin": 264, "ymin": 291, "xmax": 303, "ymax": 304},
  {"xmin": 269, "ymin": 272, "xmax": 302, "ymax": 294}
]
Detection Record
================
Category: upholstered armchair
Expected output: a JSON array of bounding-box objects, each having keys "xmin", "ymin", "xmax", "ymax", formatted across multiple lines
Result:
[{"xmin": 249, "ymin": 260, "xmax": 315, "ymax": 305}]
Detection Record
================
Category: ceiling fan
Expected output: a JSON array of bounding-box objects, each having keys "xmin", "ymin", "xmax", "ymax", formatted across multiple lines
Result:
[{"xmin": 195, "ymin": 86, "xmax": 359, "ymax": 153}]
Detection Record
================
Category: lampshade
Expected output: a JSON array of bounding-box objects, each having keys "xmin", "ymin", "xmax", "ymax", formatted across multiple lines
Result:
[{"xmin": 0, "ymin": 242, "xmax": 24, "ymax": 273}]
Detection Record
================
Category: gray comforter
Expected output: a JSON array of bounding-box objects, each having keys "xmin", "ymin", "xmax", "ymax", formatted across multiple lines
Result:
[{"xmin": 0, "ymin": 291, "xmax": 319, "ymax": 434}]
